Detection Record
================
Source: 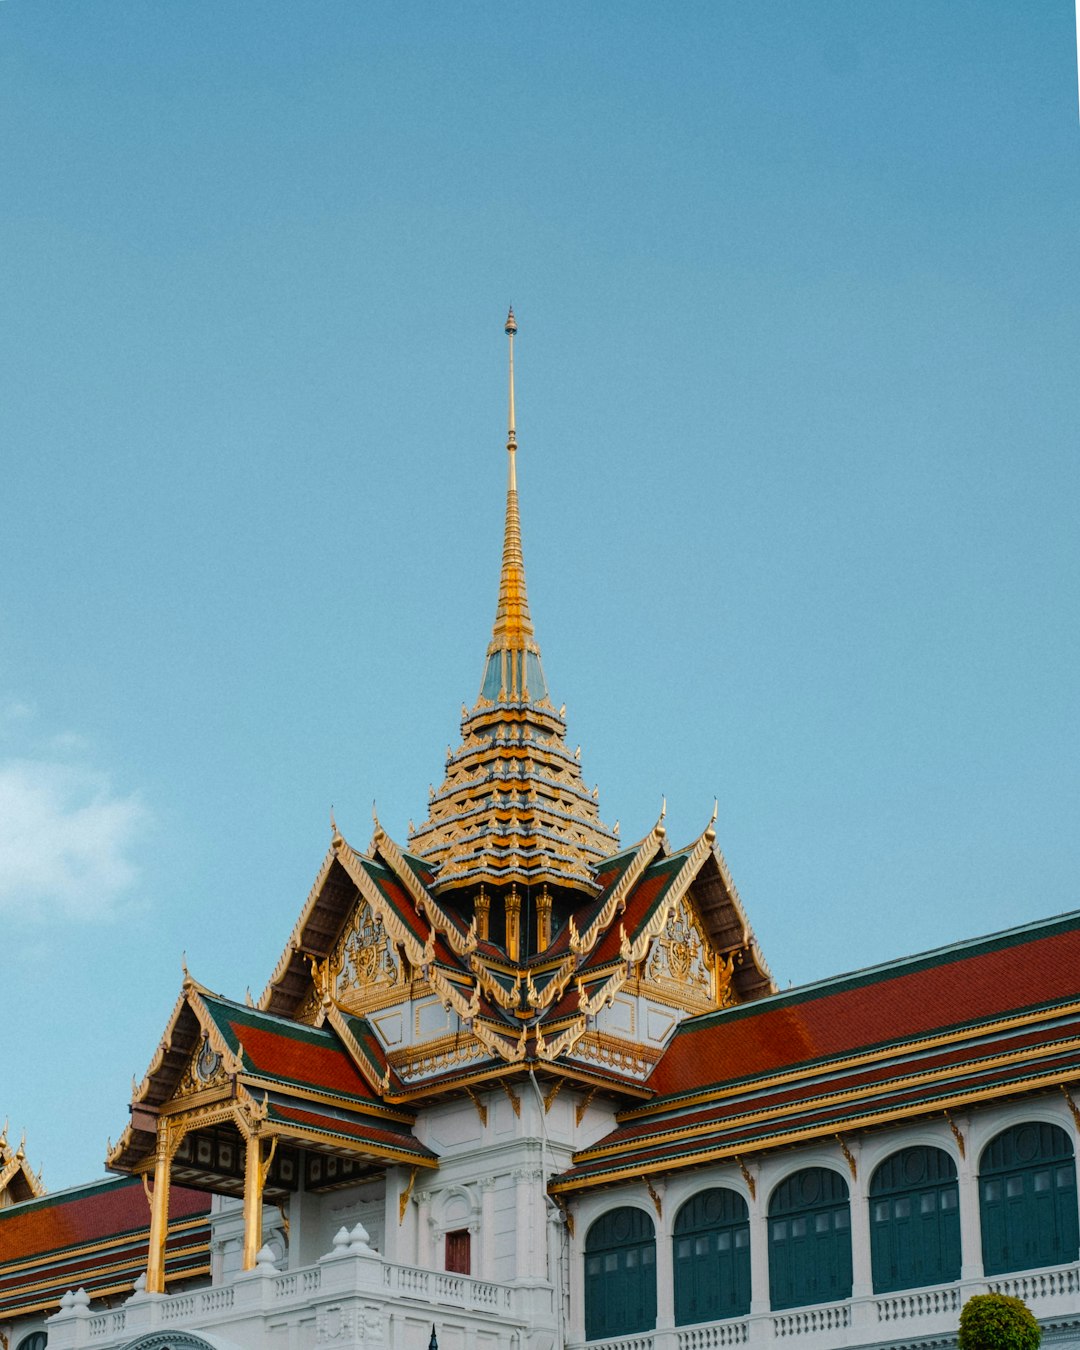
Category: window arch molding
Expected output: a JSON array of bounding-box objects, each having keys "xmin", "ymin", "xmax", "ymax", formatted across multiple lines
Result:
[
  {"xmin": 672, "ymin": 1186, "xmax": 751, "ymax": 1325},
  {"xmin": 583, "ymin": 1203, "xmax": 657, "ymax": 1342},
  {"xmin": 967, "ymin": 1100, "xmax": 1075, "ymax": 1161},
  {"xmin": 663, "ymin": 1166, "xmax": 754, "ymax": 1231},
  {"xmin": 858, "ymin": 1125, "xmax": 961, "ymax": 1184},
  {"xmin": 979, "ymin": 1120, "xmax": 1079, "ymax": 1276},
  {"xmin": 868, "ymin": 1144, "xmax": 961, "ymax": 1293},
  {"xmin": 767, "ymin": 1165, "xmax": 852, "ymax": 1311}
]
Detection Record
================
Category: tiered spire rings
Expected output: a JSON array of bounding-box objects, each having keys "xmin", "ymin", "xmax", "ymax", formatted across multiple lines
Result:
[{"xmin": 408, "ymin": 311, "xmax": 617, "ymax": 898}]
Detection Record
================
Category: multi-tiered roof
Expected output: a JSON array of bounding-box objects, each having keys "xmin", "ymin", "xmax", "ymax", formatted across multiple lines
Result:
[{"xmin": 408, "ymin": 308, "xmax": 617, "ymax": 903}]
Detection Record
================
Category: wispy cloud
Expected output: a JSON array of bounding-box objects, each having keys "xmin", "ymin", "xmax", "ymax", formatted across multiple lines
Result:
[{"xmin": 0, "ymin": 706, "xmax": 150, "ymax": 922}]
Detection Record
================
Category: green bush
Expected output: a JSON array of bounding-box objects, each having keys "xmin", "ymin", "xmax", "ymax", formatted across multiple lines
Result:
[{"xmin": 958, "ymin": 1293, "xmax": 1041, "ymax": 1350}]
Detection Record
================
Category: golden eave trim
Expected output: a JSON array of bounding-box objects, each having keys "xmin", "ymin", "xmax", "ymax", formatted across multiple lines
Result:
[
  {"xmin": 373, "ymin": 824, "xmax": 477, "ymax": 959},
  {"xmin": 334, "ymin": 837, "xmax": 428, "ymax": 968},
  {"xmin": 258, "ymin": 844, "xmax": 339, "ymax": 1009},
  {"xmin": 234, "ymin": 1073, "xmax": 415, "ymax": 1125},
  {"xmin": 572, "ymin": 1031, "xmax": 1080, "ymax": 1165},
  {"xmin": 551, "ymin": 1067, "xmax": 1080, "ymax": 1194},
  {"xmin": 2, "ymin": 1261, "xmax": 211, "ymax": 1319},
  {"xmin": 264, "ymin": 1119, "xmax": 437, "ymax": 1169},
  {"xmin": 617, "ymin": 997, "xmax": 1080, "ymax": 1124},
  {"xmin": 382, "ymin": 1058, "xmax": 654, "ymax": 1105},
  {"xmin": 573, "ymin": 822, "xmax": 667, "ymax": 957}
]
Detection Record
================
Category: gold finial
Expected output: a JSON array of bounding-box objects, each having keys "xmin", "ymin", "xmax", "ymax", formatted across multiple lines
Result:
[{"xmin": 505, "ymin": 306, "xmax": 517, "ymax": 453}]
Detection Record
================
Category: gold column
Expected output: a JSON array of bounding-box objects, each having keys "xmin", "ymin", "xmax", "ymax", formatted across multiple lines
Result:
[
  {"xmin": 145, "ymin": 1125, "xmax": 172, "ymax": 1294},
  {"xmin": 536, "ymin": 886, "xmax": 552, "ymax": 951},
  {"xmin": 505, "ymin": 885, "xmax": 521, "ymax": 962},
  {"xmin": 474, "ymin": 885, "xmax": 490, "ymax": 941},
  {"xmin": 242, "ymin": 1132, "xmax": 264, "ymax": 1270}
]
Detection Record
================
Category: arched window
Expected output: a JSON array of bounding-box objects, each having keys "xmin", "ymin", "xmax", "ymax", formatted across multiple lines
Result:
[
  {"xmin": 768, "ymin": 1167, "xmax": 852, "ymax": 1310},
  {"xmin": 980, "ymin": 1122, "xmax": 1079, "ymax": 1275},
  {"xmin": 869, "ymin": 1146, "xmax": 960, "ymax": 1293},
  {"xmin": 584, "ymin": 1207, "xmax": 656, "ymax": 1341},
  {"xmin": 16, "ymin": 1335, "xmax": 47, "ymax": 1350},
  {"xmin": 673, "ymin": 1188, "xmax": 750, "ymax": 1325}
]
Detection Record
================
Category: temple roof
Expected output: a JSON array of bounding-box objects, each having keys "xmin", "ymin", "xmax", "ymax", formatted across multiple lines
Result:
[
  {"xmin": 552, "ymin": 908, "xmax": 1080, "ymax": 1192},
  {"xmin": 0, "ymin": 1176, "xmax": 210, "ymax": 1318},
  {"xmin": 0, "ymin": 1124, "xmax": 44, "ymax": 1208}
]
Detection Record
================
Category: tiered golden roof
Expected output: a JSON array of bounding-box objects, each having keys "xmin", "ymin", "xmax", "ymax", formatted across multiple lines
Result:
[{"xmin": 408, "ymin": 311, "xmax": 617, "ymax": 896}]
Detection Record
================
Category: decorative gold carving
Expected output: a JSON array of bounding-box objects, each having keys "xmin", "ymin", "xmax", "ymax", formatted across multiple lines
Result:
[
  {"xmin": 505, "ymin": 885, "xmax": 521, "ymax": 962},
  {"xmin": 577, "ymin": 970, "xmax": 627, "ymax": 1018},
  {"xmin": 944, "ymin": 1110, "xmax": 966, "ymax": 1158},
  {"xmin": 474, "ymin": 886, "xmax": 490, "ymax": 940},
  {"xmin": 500, "ymin": 1079, "xmax": 521, "ymax": 1117},
  {"xmin": 569, "ymin": 1032, "xmax": 661, "ymax": 1079},
  {"xmin": 553, "ymin": 1193, "xmax": 575, "ymax": 1238},
  {"xmin": 620, "ymin": 825, "xmax": 716, "ymax": 968},
  {"xmin": 574, "ymin": 822, "xmax": 666, "ymax": 958},
  {"xmin": 576, "ymin": 1087, "xmax": 597, "ymax": 1126},
  {"xmin": 399, "ymin": 1167, "xmax": 418, "ymax": 1224},
  {"xmin": 176, "ymin": 1034, "xmax": 230, "ymax": 1099},
  {"xmin": 537, "ymin": 885, "xmax": 552, "ymax": 950},
  {"xmin": 645, "ymin": 1177, "xmax": 663, "ymax": 1218},
  {"xmin": 466, "ymin": 1088, "xmax": 488, "ymax": 1126},
  {"xmin": 543, "ymin": 1078, "xmax": 564, "ymax": 1113},
  {"xmin": 1060, "ymin": 1085, "xmax": 1080, "ymax": 1132},
  {"xmin": 835, "ymin": 1134, "xmax": 857, "ymax": 1180},
  {"xmin": 535, "ymin": 1016, "xmax": 589, "ymax": 1062},
  {"xmin": 390, "ymin": 1031, "xmax": 487, "ymax": 1080},
  {"xmin": 735, "ymin": 1155, "xmax": 756, "ymax": 1200},
  {"xmin": 331, "ymin": 900, "xmax": 405, "ymax": 1012}
]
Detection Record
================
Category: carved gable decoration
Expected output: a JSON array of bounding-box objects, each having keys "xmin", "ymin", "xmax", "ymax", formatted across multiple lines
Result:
[
  {"xmin": 643, "ymin": 894, "xmax": 728, "ymax": 1012},
  {"xmin": 331, "ymin": 899, "xmax": 407, "ymax": 1014},
  {"xmin": 176, "ymin": 1032, "xmax": 231, "ymax": 1100}
]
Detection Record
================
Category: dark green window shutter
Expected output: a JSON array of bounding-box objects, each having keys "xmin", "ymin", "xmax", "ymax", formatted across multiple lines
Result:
[
  {"xmin": 980, "ymin": 1122, "xmax": 1079, "ymax": 1276},
  {"xmin": 869, "ymin": 1146, "xmax": 960, "ymax": 1293},
  {"xmin": 768, "ymin": 1168, "xmax": 852, "ymax": 1311},
  {"xmin": 584, "ymin": 1206, "xmax": 657, "ymax": 1341},
  {"xmin": 673, "ymin": 1187, "xmax": 751, "ymax": 1325}
]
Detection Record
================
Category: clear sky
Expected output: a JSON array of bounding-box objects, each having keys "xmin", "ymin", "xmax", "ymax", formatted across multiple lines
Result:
[{"xmin": 2, "ymin": 2, "xmax": 1078, "ymax": 1191}]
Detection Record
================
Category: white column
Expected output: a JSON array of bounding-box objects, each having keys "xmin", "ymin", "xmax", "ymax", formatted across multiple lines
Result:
[
  {"xmin": 480, "ymin": 1175, "xmax": 497, "ymax": 1281},
  {"xmin": 514, "ymin": 1168, "xmax": 533, "ymax": 1279},
  {"xmin": 415, "ymin": 1189, "xmax": 433, "ymax": 1269},
  {"xmin": 747, "ymin": 1168, "xmax": 770, "ymax": 1317},
  {"xmin": 956, "ymin": 1125, "xmax": 983, "ymax": 1281},
  {"xmin": 848, "ymin": 1149, "xmax": 872, "ymax": 1299}
]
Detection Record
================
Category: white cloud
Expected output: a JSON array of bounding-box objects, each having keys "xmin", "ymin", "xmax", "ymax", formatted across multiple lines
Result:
[{"xmin": 0, "ymin": 758, "xmax": 150, "ymax": 922}]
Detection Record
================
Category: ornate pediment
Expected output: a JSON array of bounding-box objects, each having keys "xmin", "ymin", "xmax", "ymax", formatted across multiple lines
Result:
[
  {"xmin": 641, "ymin": 893, "xmax": 733, "ymax": 1013},
  {"xmin": 175, "ymin": 1032, "xmax": 231, "ymax": 1100},
  {"xmin": 330, "ymin": 898, "xmax": 408, "ymax": 1014}
]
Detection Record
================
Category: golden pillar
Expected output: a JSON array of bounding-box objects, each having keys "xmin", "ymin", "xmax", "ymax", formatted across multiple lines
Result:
[
  {"xmin": 474, "ymin": 885, "xmax": 490, "ymax": 941},
  {"xmin": 145, "ymin": 1125, "xmax": 172, "ymax": 1294},
  {"xmin": 536, "ymin": 885, "xmax": 552, "ymax": 951},
  {"xmin": 241, "ymin": 1131, "xmax": 265, "ymax": 1270},
  {"xmin": 505, "ymin": 885, "xmax": 521, "ymax": 962}
]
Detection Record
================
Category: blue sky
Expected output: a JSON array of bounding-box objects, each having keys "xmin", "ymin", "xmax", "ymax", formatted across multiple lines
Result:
[{"xmin": 2, "ymin": 2, "xmax": 1078, "ymax": 1189}]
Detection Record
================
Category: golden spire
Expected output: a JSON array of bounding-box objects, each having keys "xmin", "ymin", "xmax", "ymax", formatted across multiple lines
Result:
[
  {"xmin": 480, "ymin": 308, "xmax": 547, "ymax": 703},
  {"xmin": 408, "ymin": 310, "xmax": 617, "ymax": 895},
  {"xmin": 490, "ymin": 307, "xmax": 533, "ymax": 650}
]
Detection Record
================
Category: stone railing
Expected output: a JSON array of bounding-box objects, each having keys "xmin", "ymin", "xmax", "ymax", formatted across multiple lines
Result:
[
  {"xmin": 382, "ymin": 1260, "xmax": 515, "ymax": 1312},
  {"xmin": 677, "ymin": 1320, "xmax": 749, "ymax": 1347},
  {"xmin": 875, "ymin": 1285, "xmax": 961, "ymax": 1323},
  {"xmin": 771, "ymin": 1303, "xmax": 850, "ymax": 1338}
]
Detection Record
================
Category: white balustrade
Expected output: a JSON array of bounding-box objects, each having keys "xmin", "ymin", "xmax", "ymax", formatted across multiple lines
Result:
[
  {"xmin": 771, "ymin": 1303, "xmax": 850, "ymax": 1338},
  {"xmin": 676, "ymin": 1320, "xmax": 749, "ymax": 1347}
]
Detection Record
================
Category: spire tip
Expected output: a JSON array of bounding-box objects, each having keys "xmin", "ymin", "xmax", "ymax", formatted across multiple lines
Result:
[{"xmin": 505, "ymin": 306, "xmax": 517, "ymax": 336}]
